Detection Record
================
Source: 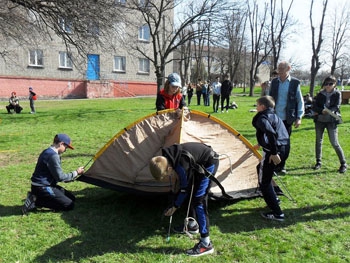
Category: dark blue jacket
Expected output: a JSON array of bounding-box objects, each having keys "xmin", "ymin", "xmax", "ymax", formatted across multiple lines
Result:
[
  {"xmin": 270, "ymin": 77, "xmax": 301, "ymax": 124},
  {"xmin": 31, "ymin": 147, "xmax": 76, "ymax": 186},
  {"xmin": 252, "ymin": 108, "xmax": 290, "ymax": 155}
]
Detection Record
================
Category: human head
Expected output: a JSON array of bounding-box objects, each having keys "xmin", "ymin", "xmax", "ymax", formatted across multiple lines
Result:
[
  {"xmin": 277, "ymin": 61, "xmax": 291, "ymax": 81},
  {"xmin": 11, "ymin": 91, "xmax": 16, "ymax": 96},
  {"xmin": 167, "ymin": 73, "xmax": 181, "ymax": 88},
  {"xmin": 164, "ymin": 73, "xmax": 181, "ymax": 95},
  {"xmin": 149, "ymin": 156, "xmax": 171, "ymax": 181},
  {"xmin": 256, "ymin": 96, "xmax": 275, "ymax": 112},
  {"xmin": 29, "ymin": 87, "xmax": 33, "ymax": 91},
  {"xmin": 53, "ymin": 133, "xmax": 74, "ymax": 150},
  {"xmin": 322, "ymin": 75, "xmax": 336, "ymax": 91},
  {"xmin": 271, "ymin": 70, "xmax": 278, "ymax": 78}
]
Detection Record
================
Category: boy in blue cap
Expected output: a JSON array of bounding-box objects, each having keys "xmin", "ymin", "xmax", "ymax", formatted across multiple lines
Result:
[{"xmin": 22, "ymin": 134, "xmax": 84, "ymax": 215}]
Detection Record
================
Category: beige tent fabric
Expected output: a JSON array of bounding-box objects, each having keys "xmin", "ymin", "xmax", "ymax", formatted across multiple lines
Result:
[{"xmin": 82, "ymin": 109, "xmax": 263, "ymax": 199}]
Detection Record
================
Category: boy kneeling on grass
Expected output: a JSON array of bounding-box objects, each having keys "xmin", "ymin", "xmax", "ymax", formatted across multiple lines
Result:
[
  {"xmin": 149, "ymin": 142, "xmax": 219, "ymax": 257},
  {"xmin": 252, "ymin": 96, "xmax": 290, "ymax": 221},
  {"xmin": 22, "ymin": 134, "xmax": 84, "ymax": 215}
]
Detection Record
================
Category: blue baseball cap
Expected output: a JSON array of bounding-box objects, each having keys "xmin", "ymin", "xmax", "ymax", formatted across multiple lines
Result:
[
  {"xmin": 167, "ymin": 73, "xmax": 181, "ymax": 87},
  {"xmin": 54, "ymin": 134, "xmax": 74, "ymax": 149}
]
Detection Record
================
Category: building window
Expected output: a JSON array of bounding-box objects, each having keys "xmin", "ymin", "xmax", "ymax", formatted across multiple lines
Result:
[
  {"xmin": 115, "ymin": 21, "xmax": 126, "ymax": 39},
  {"xmin": 29, "ymin": 49, "xmax": 43, "ymax": 67},
  {"xmin": 88, "ymin": 21, "xmax": 100, "ymax": 35},
  {"xmin": 58, "ymin": 17, "xmax": 72, "ymax": 33},
  {"xmin": 113, "ymin": 56, "xmax": 126, "ymax": 72},
  {"xmin": 138, "ymin": 58, "xmax": 150, "ymax": 73},
  {"xmin": 59, "ymin": 51, "xmax": 73, "ymax": 69},
  {"xmin": 138, "ymin": 24, "xmax": 150, "ymax": 42}
]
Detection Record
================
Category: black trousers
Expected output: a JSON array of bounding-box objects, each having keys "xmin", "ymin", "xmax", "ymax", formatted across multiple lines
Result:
[
  {"xmin": 257, "ymin": 147, "xmax": 288, "ymax": 215},
  {"xmin": 31, "ymin": 185, "xmax": 75, "ymax": 211}
]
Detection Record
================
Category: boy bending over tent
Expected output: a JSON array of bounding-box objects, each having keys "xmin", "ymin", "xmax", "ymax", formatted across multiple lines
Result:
[{"xmin": 149, "ymin": 142, "xmax": 219, "ymax": 257}]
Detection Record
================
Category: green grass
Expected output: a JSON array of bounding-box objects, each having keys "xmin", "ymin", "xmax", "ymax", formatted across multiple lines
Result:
[{"xmin": 0, "ymin": 90, "xmax": 349, "ymax": 263}]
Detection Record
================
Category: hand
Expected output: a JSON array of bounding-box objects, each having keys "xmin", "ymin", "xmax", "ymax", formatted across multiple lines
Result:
[
  {"xmin": 294, "ymin": 119, "xmax": 301, "ymax": 128},
  {"xmin": 253, "ymin": 144, "xmax": 260, "ymax": 150},
  {"xmin": 269, "ymin": 154, "xmax": 281, "ymax": 165},
  {"xmin": 76, "ymin": 166, "xmax": 85, "ymax": 175},
  {"xmin": 164, "ymin": 206, "xmax": 177, "ymax": 217}
]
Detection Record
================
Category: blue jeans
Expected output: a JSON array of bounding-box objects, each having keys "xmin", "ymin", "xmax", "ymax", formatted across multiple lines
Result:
[{"xmin": 315, "ymin": 121, "xmax": 346, "ymax": 165}]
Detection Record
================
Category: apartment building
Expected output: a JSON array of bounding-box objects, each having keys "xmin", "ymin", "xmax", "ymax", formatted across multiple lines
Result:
[{"xmin": 0, "ymin": 1, "xmax": 173, "ymax": 100}]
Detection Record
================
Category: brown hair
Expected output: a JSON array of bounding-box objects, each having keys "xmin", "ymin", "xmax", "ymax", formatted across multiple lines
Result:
[
  {"xmin": 322, "ymin": 75, "xmax": 336, "ymax": 87},
  {"xmin": 163, "ymin": 80, "xmax": 180, "ymax": 95},
  {"xmin": 257, "ymin": 95, "xmax": 275, "ymax": 109}
]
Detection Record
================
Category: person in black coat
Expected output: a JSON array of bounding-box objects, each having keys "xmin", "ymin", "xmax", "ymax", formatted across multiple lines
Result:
[{"xmin": 252, "ymin": 96, "xmax": 290, "ymax": 221}]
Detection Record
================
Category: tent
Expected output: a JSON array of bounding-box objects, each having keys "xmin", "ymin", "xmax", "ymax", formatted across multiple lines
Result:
[{"xmin": 79, "ymin": 109, "xmax": 271, "ymax": 200}]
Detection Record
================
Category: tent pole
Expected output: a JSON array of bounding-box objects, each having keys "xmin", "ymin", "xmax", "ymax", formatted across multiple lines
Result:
[{"xmin": 273, "ymin": 172, "xmax": 296, "ymax": 203}]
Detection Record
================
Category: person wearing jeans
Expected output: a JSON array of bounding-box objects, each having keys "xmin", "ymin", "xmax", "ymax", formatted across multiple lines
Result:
[{"xmin": 312, "ymin": 75, "xmax": 347, "ymax": 173}]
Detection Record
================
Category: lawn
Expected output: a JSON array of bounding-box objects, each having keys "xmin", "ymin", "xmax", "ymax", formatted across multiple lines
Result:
[{"xmin": 0, "ymin": 90, "xmax": 349, "ymax": 263}]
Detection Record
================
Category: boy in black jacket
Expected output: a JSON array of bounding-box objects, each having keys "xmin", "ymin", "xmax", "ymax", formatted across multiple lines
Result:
[
  {"xmin": 252, "ymin": 96, "xmax": 290, "ymax": 221},
  {"xmin": 149, "ymin": 142, "xmax": 219, "ymax": 256}
]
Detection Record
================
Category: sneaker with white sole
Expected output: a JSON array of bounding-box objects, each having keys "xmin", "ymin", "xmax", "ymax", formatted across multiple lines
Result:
[
  {"xmin": 173, "ymin": 223, "xmax": 199, "ymax": 234},
  {"xmin": 261, "ymin": 212, "xmax": 285, "ymax": 222},
  {"xmin": 22, "ymin": 192, "xmax": 36, "ymax": 215},
  {"xmin": 186, "ymin": 242, "xmax": 214, "ymax": 257}
]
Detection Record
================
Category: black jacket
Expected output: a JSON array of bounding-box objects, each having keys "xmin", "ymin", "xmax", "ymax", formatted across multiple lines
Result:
[
  {"xmin": 312, "ymin": 89, "xmax": 341, "ymax": 123},
  {"xmin": 252, "ymin": 108, "xmax": 290, "ymax": 155}
]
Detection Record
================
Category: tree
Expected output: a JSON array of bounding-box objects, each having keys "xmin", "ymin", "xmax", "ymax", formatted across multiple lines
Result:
[
  {"xmin": 122, "ymin": 0, "xmax": 227, "ymax": 92},
  {"xmin": 247, "ymin": 1, "xmax": 273, "ymax": 96},
  {"xmin": 219, "ymin": 3, "xmax": 248, "ymax": 83},
  {"xmin": 327, "ymin": 4, "xmax": 350, "ymax": 75},
  {"xmin": 269, "ymin": 0, "xmax": 295, "ymax": 70},
  {"xmin": 1, "ymin": 0, "xmax": 123, "ymax": 59},
  {"xmin": 309, "ymin": 0, "xmax": 328, "ymax": 97}
]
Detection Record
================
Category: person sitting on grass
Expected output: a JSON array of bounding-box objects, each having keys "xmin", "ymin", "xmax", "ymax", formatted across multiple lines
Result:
[
  {"xmin": 252, "ymin": 96, "xmax": 289, "ymax": 221},
  {"xmin": 6, "ymin": 91, "xmax": 23, "ymax": 114},
  {"xmin": 149, "ymin": 142, "xmax": 219, "ymax": 257},
  {"xmin": 22, "ymin": 134, "xmax": 85, "ymax": 215}
]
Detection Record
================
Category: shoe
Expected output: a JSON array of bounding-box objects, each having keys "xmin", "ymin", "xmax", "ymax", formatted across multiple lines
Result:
[
  {"xmin": 338, "ymin": 164, "xmax": 347, "ymax": 173},
  {"xmin": 261, "ymin": 212, "xmax": 285, "ymax": 222},
  {"xmin": 280, "ymin": 168, "xmax": 287, "ymax": 174},
  {"xmin": 314, "ymin": 163, "xmax": 321, "ymax": 170},
  {"xmin": 186, "ymin": 242, "xmax": 214, "ymax": 257},
  {"xmin": 22, "ymin": 192, "xmax": 36, "ymax": 215},
  {"xmin": 173, "ymin": 223, "xmax": 199, "ymax": 234}
]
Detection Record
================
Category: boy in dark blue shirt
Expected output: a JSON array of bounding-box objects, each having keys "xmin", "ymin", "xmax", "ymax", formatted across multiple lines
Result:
[
  {"xmin": 22, "ymin": 134, "xmax": 84, "ymax": 215},
  {"xmin": 252, "ymin": 96, "xmax": 290, "ymax": 221}
]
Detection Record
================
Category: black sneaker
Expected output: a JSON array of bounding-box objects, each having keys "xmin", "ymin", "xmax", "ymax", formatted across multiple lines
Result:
[
  {"xmin": 261, "ymin": 212, "xmax": 285, "ymax": 222},
  {"xmin": 338, "ymin": 164, "xmax": 347, "ymax": 173},
  {"xmin": 186, "ymin": 242, "xmax": 214, "ymax": 257},
  {"xmin": 22, "ymin": 192, "xmax": 36, "ymax": 215},
  {"xmin": 173, "ymin": 223, "xmax": 199, "ymax": 234},
  {"xmin": 314, "ymin": 163, "xmax": 321, "ymax": 170}
]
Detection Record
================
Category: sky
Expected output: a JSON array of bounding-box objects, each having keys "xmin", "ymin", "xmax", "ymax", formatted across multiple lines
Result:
[{"xmin": 278, "ymin": 0, "xmax": 349, "ymax": 71}]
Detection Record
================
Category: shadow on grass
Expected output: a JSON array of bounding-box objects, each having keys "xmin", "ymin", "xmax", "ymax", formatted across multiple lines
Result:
[
  {"xmin": 1, "ymin": 186, "xmax": 347, "ymax": 262},
  {"xmin": 31, "ymin": 187, "xmax": 186, "ymax": 262},
  {"xmin": 212, "ymin": 200, "xmax": 350, "ymax": 234}
]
